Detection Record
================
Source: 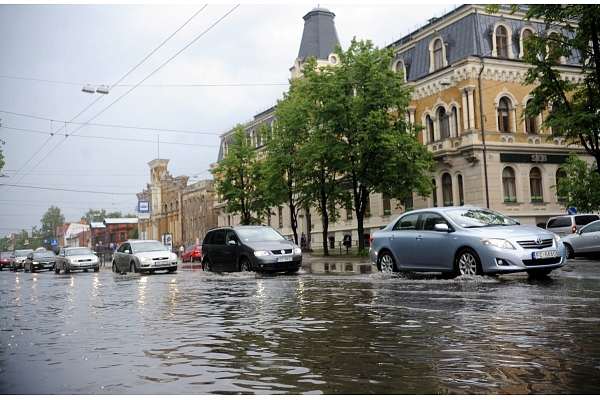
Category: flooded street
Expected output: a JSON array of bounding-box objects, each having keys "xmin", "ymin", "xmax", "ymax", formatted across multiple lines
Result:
[{"xmin": 1, "ymin": 259, "xmax": 600, "ymax": 395}]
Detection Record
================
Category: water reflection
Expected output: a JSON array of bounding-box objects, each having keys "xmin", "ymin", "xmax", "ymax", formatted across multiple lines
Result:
[{"xmin": 1, "ymin": 268, "xmax": 599, "ymax": 394}]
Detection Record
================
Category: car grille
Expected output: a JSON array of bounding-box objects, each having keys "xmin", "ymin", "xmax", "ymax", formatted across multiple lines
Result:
[
  {"xmin": 77, "ymin": 258, "xmax": 94, "ymax": 262},
  {"xmin": 517, "ymin": 239, "xmax": 554, "ymax": 249},
  {"xmin": 523, "ymin": 257, "xmax": 562, "ymax": 266},
  {"xmin": 152, "ymin": 256, "xmax": 170, "ymax": 261},
  {"xmin": 269, "ymin": 249, "xmax": 293, "ymax": 255}
]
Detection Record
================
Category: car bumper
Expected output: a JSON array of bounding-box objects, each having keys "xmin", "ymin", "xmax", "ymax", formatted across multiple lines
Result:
[
  {"xmin": 477, "ymin": 245, "xmax": 567, "ymax": 274},
  {"xmin": 138, "ymin": 261, "xmax": 178, "ymax": 271},
  {"xmin": 252, "ymin": 256, "xmax": 302, "ymax": 272},
  {"xmin": 68, "ymin": 262, "xmax": 100, "ymax": 270},
  {"xmin": 31, "ymin": 263, "xmax": 55, "ymax": 271}
]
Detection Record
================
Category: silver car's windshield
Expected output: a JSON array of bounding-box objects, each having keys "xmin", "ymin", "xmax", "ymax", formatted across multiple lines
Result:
[
  {"xmin": 131, "ymin": 241, "xmax": 168, "ymax": 253},
  {"xmin": 445, "ymin": 208, "xmax": 519, "ymax": 228},
  {"xmin": 65, "ymin": 248, "xmax": 93, "ymax": 256},
  {"xmin": 236, "ymin": 227, "xmax": 286, "ymax": 242},
  {"xmin": 16, "ymin": 250, "xmax": 31, "ymax": 257}
]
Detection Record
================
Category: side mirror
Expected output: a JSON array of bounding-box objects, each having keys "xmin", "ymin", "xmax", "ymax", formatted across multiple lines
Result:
[
  {"xmin": 434, "ymin": 223, "xmax": 451, "ymax": 232},
  {"xmin": 227, "ymin": 240, "xmax": 237, "ymax": 245}
]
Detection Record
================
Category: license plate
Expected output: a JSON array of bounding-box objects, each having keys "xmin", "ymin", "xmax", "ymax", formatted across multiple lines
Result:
[
  {"xmin": 155, "ymin": 260, "xmax": 170, "ymax": 266},
  {"xmin": 532, "ymin": 250, "xmax": 557, "ymax": 259},
  {"xmin": 276, "ymin": 257, "xmax": 293, "ymax": 262}
]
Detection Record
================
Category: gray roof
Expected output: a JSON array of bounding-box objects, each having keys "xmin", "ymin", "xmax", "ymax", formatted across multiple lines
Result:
[
  {"xmin": 103, "ymin": 218, "xmax": 138, "ymax": 224},
  {"xmin": 297, "ymin": 7, "xmax": 340, "ymax": 61}
]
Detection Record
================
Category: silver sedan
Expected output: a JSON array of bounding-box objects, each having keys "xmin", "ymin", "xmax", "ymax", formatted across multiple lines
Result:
[
  {"xmin": 561, "ymin": 220, "xmax": 600, "ymax": 259},
  {"xmin": 55, "ymin": 247, "xmax": 100, "ymax": 273},
  {"xmin": 369, "ymin": 206, "xmax": 567, "ymax": 278},
  {"xmin": 112, "ymin": 240, "xmax": 177, "ymax": 274}
]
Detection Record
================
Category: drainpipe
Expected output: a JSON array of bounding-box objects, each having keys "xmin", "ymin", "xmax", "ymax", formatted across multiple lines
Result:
[{"xmin": 478, "ymin": 56, "xmax": 490, "ymax": 209}]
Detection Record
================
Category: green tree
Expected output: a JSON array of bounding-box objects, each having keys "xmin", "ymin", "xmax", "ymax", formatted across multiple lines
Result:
[
  {"xmin": 82, "ymin": 209, "xmax": 107, "ymax": 223},
  {"xmin": 555, "ymin": 153, "xmax": 600, "ymax": 213},
  {"xmin": 40, "ymin": 206, "xmax": 65, "ymax": 245},
  {"xmin": 324, "ymin": 39, "xmax": 436, "ymax": 250},
  {"xmin": 211, "ymin": 125, "xmax": 264, "ymax": 225},
  {"xmin": 489, "ymin": 5, "xmax": 600, "ymax": 173},
  {"xmin": 128, "ymin": 226, "xmax": 139, "ymax": 239}
]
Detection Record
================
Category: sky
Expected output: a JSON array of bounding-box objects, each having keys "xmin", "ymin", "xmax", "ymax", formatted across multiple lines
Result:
[{"xmin": 0, "ymin": 1, "xmax": 460, "ymax": 237}]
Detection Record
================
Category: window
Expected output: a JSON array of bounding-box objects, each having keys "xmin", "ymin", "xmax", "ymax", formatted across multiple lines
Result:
[
  {"xmin": 556, "ymin": 168, "xmax": 568, "ymax": 202},
  {"xmin": 525, "ymin": 99, "xmax": 537, "ymax": 134},
  {"xmin": 498, "ymin": 97, "xmax": 511, "ymax": 133},
  {"xmin": 438, "ymin": 108, "xmax": 450, "ymax": 139},
  {"xmin": 383, "ymin": 198, "xmax": 391, "ymax": 216},
  {"xmin": 502, "ymin": 167, "xmax": 517, "ymax": 202},
  {"xmin": 346, "ymin": 206, "xmax": 353, "ymax": 220},
  {"xmin": 442, "ymin": 173, "xmax": 453, "ymax": 206},
  {"xmin": 530, "ymin": 167, "xmax": 543, "ymax": 202},
  {"xmin": 392, "ymin": 213, "xmax": 419, "ymax": 231},
  {"xmin": 458, "ymin": 174, "xmax": 465, "ymax": 206},
  {"xmin": 433, "ymin": 39, "xmax": 444, "ymax": 70},
  {"xmin": 547, "ymin": 31, "xmax": 566, "ymax": 64},
  {"xmin": 278, "ymin": 206, "xmax": 283, "ymax": 228},
  {"xmin": 520, "ymin": 27, "xmax": 534, "ymax": 59},
  {"xmin": 432, "ymin": 179, "xmax": 438, "ymax": 207},
  {"xmin": 420, "ymin": 212, "xmax": 448, "ymax": 231},
  {"xmin": 395, "ymin": 60, "xmax": 405, "ymax": 82},
  {"xmin": 496, "ymin": 25, "xmax": 508, "ymax": 58},
  {"xmin": 426, "ymin": 115, "xmax": 435, "ymax": 143},
  {"xmin": 452, "ymin": 106, "xmax": 460, "ymax": 137},
  {"xmin": 404, "ymin": 194, "xmax": 413, "ymax": 211}
]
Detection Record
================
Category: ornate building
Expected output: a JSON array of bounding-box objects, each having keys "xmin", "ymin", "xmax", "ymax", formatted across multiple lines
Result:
[
  {"xmin": 213, "ymin": 5, "xmax": 590, "ymax": 250},
  {"xmin": 137, "ymin": 159, "xmax": 217, "ymax": 248}
]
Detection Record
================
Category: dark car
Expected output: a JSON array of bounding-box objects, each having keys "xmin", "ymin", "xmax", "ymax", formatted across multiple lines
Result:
[
  {"xmin": 10, "ymin": 249, "xmax": 34, "ymax": 272},
  {"xmin": 1, "ymin": 252, "xmax": 12, "ymax": 270},
  {"xmin": 112, "ymin": 240, "xmax": 177, "ymax": 274},
  {"xmin": 201, "ymin": 226, "xmax": 302, "ymax": 273},
  {"xmin": 182, "ymin": 244, "xmax": 202, "ymax": 263},
  {"xmin": 23, "ymin": 250, "xmax": 57, "ymax": 273}
]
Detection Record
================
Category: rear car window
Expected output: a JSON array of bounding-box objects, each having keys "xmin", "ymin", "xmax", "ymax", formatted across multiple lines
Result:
[
  {"xmin": 546, "ymin": 217, "xmax": 571, "ymax": 228},
  {"xmin": 574, "ymin": 215, "xmax": 600, "ymax": 226}
]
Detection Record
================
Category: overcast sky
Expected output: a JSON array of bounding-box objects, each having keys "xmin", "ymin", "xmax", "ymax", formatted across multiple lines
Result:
[{"xmin": 0, "ymin": 1, "xmax": 460, "ymax": 237}]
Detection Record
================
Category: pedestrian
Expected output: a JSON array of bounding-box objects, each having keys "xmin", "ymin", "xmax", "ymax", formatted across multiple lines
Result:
[
  {"xmin": 179, "ymin": 244, "xmax": 184, "ymax": 259},
  {"xmin": 301, "ymin": 232, "xmax": 307, "ymax": 249}
]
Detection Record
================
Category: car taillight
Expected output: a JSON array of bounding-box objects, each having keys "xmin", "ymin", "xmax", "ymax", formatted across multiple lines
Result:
[
  {"xmin": 572, "ymin": 226, "xmax": 577, "ymax": 233},
  {"xmin": 369, "ymin": 237, "xmax": 374, "ymax": 243}
]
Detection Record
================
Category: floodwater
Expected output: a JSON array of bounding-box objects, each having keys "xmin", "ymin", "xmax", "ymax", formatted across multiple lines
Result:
[{"xmin": 1, "ymin": 260, "xmax": 600, "ymax": 395}]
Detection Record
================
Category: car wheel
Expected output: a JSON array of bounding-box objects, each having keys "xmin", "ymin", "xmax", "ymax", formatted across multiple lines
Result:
[
  {"xmin": 130, "ymin": 262, "xmax": 137, "ymax": 273},
  {"xmin": 378, "ymin": 251, "xmax": 397, "ymax": 273},
  {"xmin": 63, "ymin": 262, "xmax": 70, "ymax": 274},
  {"xmin": 202, "ymin": 258, "xmax": 212, "ymax": 272},
  {"xmin": 112, "ymin": 262, "xmax": 118, "ymax": 273},
  {"xmin": 455, "ymin": 249, "xmax": 482, "ymax": 276},
  {"xmin": 239, "ymin": 257, "xmax": 252, "ymax": 272},
  {"xmin": 93, "ymin": 267, "xmax": 99, "ymax": 272},
  {"xmin": 527, "ymin": 268, "xmax": 551, "ymax": 278},
  {"xmin": 54, "ymin": 266, "xmax": 60, "ymax": 274},
  {"xmin": 565, "ymin": 244, "xmax": 574, "ymax": 259}
]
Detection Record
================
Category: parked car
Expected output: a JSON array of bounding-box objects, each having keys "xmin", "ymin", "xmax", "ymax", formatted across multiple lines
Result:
[
  {"xmin": 55, "ymin": 247, "xmax": 100, "ymax": 273},
  {"xmin": 23, "ymin": 250, "xmax": 57, "ymax": 273},
  {"xmin": 561, "ymin": 220, "xmax": 600, "ymax": 259},
  {"xmin": 545, "ymin": 214, "xmax": 600, "ymax": 236},
  {"xmin": 182, "ymin": 244, "xmax": 202, "ymax": 263},
  {"xmin": 10, "ymin": 249, "xmax": 34, "ymax": 272},
  {"xmin": 369, "ymin": 206, "xmax": 567, "ymax": 278},
  {"xmin": 201, "ymin": 226, "xmax": 302, "ymax": 273},
  {"xmin": 1, "ymin": 251, "xmax": 12, "ymax": 270},
  {"xmin": 112, "ymin": 240, "xmax": 177, "ymax": 274}
]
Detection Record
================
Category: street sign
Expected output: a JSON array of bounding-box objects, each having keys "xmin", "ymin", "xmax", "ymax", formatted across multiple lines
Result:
[
  {"xmin": 51, "ymin": 239, "xmax": 58, "ymax": 245},
  {"xmin": 568, "ymin": 206, "xmax": 578, "ymax": 215}
]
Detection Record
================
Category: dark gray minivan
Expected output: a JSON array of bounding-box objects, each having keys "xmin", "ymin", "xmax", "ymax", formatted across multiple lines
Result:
[{"xmin": 201, "ymin": 226, "xmax": 302, "ymax": 273}]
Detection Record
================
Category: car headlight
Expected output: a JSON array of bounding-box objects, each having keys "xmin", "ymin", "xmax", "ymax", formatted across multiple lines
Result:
[
  {"xmin": 32, "ymin": 261, "xmax": 40, "ymax": 265},
  {"xmin": 139, "ymin": 256, "xmax": 152, "ymax": 263},
  {"xmin": 170, "ymin": 253, "xmax": 177, "ymax": 260},
  {"xmin": 480, "ymin": 238, "xmax": 515, "ymax": 250},
  {"xmin": 554, "ymin": 233, "xmax": 562, "ymax": 244},
  {"xmin": 293, "ymin": 247, "xmax": 302, "ymax": 255},
  {"xmin": 254, "ymin": 250, "xmax": 270, "ymax": 257}
]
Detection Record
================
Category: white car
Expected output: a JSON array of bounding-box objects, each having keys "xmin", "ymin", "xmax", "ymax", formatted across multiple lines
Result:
[
  {"xmin": 55, "ymin": 247, "xmax": 100, "ymax": 273},
  {"xmin": 112, "ymin": 240, "xmax": 178, "ymax": 274}
]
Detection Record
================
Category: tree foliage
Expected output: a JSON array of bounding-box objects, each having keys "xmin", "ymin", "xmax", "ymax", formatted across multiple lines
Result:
[
  {"xmin": 40, "ymin": 206, "xmax": 65, "ymax": 244},
  {"xmin": 211, "ymin": 125, "xmax": 270, "ymax": 225},
  {"xmin": 555, "ymin": 153, "xmax": 600, "ymax": 213}
]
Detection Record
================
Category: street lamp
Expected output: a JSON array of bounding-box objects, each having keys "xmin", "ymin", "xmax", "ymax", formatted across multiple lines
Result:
[{"xmin": 82, "ymin": 85, "xmax": 110, "ymax": 94}]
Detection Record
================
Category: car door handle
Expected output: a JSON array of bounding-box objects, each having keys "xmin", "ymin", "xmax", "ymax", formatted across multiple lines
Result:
[{"xmin": 416, "ymin": 235, "xmax": 423, "ymax": 241}]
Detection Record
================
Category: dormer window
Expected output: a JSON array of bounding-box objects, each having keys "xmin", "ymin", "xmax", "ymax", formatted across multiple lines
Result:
[
  {"xmin": 492, "ymin": 22, "xmax": 514, "ymax": 59},
  {"xmin": 429, "ymin": 36, "xmax": 448, "ymax": 72},
  {"xmin": 519, "ymin": 27, "xmax": 535, "ymax": 59}
]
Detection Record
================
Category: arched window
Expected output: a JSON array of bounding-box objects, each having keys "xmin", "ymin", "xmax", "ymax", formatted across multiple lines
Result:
[
  {"xmin": 547, "ymin": 31, "xmax": 566, "ymax": 64},
  {"xmin": 496, "ymin": 25, "xmax": 508, "ymax": 58},
  {"xmin": 498, "ymin": 97, "xmax": 511, "ymax": 132},
  {"xmin": 502, "ymin": 167, "xmax": 517, "ymax": 203},
  {"xmin": 525, "ymin": 99, "xmax": 537, "ymax": 134},
  {"xmin": 432, "ymin": 179, "xmax": 438, "ymax": 207},
  {"xmin": 530, "ymin": 167, "xmax": 543, "ymax": 202},
  {"xmin": 438, "ymin": 108, "xmax": 450, "ymax": 139},
  {"xmin": 556, "ymin": 168, "xmax": 568, "ymax": 202},
  {"xmin": 426, "ymin": 114, "xmax": 435, "ymax": 143},
  {"xmin": 520, "ymin": 27, "xmax": 534, "ymax": 59},
  {"xmin": 442, "ymin": 173, "xmax": 453, "ymax": 206},
  {"xmin": 457, "ymin": 174, "xmax": 465, "ymax": 206},
  {"xmin": 395, "ymin": 60, "xmax": 405, "ymax": 82},
  {"xmin": 433, "ymin": 39, "xmax": 444, "ymax": 70}
]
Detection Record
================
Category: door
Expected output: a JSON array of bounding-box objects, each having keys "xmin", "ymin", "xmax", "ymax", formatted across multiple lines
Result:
[
  {"xmin": 413, "ymin": 212, "xmax": 455, "ymax": 271},
  {"xmin": 387, "ymin": 213, "xmax": 419, "ymax": 269}
]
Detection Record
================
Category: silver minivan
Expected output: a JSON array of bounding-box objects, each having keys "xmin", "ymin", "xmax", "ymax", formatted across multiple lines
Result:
[{"xmin": 545, "ymin": 214, "xmax": 600, "ymax": 236}]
